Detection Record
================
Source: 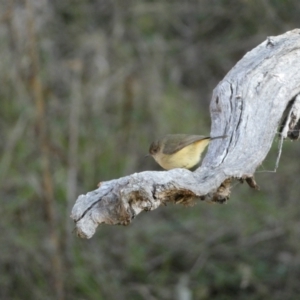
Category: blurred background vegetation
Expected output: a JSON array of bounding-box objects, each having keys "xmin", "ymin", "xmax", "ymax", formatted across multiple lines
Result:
[{"xmin": 1, "ymin": 0, "xmax": 300, "ymax": 299}]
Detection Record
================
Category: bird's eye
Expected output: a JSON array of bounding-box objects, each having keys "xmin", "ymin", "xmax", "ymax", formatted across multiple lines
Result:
[{"xmin": 149, "ymin": 142, "xmax": 159, "ymax": 154}]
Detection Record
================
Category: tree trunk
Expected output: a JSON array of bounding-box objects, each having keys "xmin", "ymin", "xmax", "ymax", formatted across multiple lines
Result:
[{"xmin": 71, "ymin": 29, "xmax": 300, "ymax": 239}]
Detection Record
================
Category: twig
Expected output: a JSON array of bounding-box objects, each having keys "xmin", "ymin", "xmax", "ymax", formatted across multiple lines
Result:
[{"xmin": 25, "ymin": 0, "xmax": 64, "ymax": 298}]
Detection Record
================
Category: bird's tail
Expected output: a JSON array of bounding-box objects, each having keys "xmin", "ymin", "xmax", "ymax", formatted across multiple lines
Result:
[{"xmin": 210, "ymin": 135, "xmax": 227, "ymax": 141}]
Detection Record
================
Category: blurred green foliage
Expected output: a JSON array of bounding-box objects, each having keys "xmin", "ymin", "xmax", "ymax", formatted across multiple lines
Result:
[{"xmin": 1, "ymin": 0, "xmax": 300, "ymax": 299}]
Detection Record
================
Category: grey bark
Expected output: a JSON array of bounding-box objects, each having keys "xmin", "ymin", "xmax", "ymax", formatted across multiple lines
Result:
[{"xmin": 71, "ymin": 29, "xmax": 300, "ymax": 239}]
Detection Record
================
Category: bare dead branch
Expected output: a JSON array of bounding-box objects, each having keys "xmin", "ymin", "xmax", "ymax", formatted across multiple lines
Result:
[{"xmin": 71, "ymin": 29, "xmax": 300, "ymax": 239}]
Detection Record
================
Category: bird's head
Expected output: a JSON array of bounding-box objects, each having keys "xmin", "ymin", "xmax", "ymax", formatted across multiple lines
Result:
[{"xmin": 149, "ymin": 140, "xmax": 161, "ymax": 157}]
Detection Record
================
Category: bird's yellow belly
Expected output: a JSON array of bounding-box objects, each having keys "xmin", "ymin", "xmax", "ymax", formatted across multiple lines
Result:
[{"xmin": 155, "ymin": 139, "xmax": 210, "ymax": 170}]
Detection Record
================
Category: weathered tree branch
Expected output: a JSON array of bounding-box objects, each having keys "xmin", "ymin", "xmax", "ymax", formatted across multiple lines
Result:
[{"xmin": 71, "ymin": 29, "xmax": 300, "ymax": 238}]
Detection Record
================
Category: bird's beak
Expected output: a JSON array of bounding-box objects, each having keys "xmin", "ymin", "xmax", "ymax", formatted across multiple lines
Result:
[{"xmin": 145, "ymin": 154, "xmax": 150, "ymax": 158}]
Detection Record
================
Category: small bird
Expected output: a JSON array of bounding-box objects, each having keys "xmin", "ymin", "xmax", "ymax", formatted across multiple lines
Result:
[{"xmin": 148, "ymin": 134, "xmax": 226, "ymax": 170}]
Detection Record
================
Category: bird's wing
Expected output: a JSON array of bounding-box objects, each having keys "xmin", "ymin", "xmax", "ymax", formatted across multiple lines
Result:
[{"xmin": 162, "ymin": 134, "xmax": 209, "ymax": 154}]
